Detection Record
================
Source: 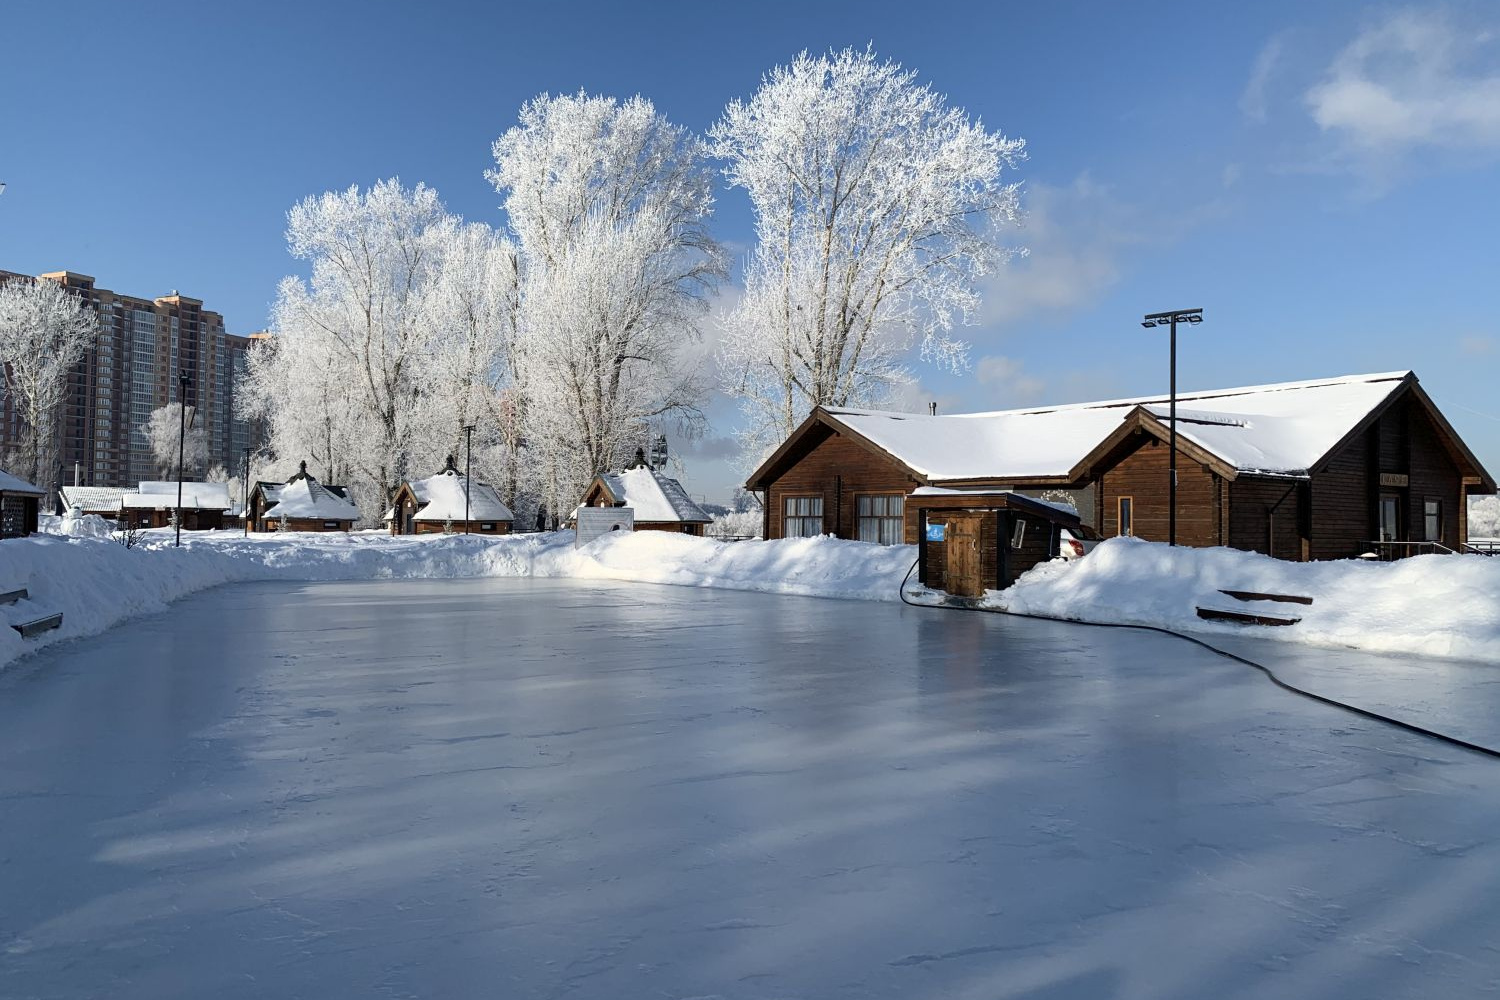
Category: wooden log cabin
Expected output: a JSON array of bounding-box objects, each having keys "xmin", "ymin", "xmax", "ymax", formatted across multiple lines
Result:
[
  {"xmin": 388, "ymin": 457, "xmax": 514, "ymax": 535},
  {"xmin": 0, "ymin": 469, "xmax": 45, "ymax": 539},
  {"xmin": 118, "ymin": 481, "xmax": 234, "ymax": 530},
  {"xmin": 247, "ymin": 462, "xmax": 359, "ymax": 532},
  {"xmin": 574, "ymin": 449, "xmax": 712, "ymax": 535},
  {"xmin": 746, "ymin": 371, "xmax": 1495, "ymax": 564}
]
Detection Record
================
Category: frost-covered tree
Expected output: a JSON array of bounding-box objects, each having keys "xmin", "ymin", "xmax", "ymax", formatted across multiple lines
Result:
[
  {"xmin": 249, "ymin": 180, "xmax": 454, "ymax": 517},
  {"xmin": 140, "ymin": 403, "xmax": 210, "ymax": 477},
  {"xmin": 488, "ymin": 92, "xmax": 726, "ymax": 519},
  {"xmin": 0, "ymin": 277, "xmax": 97, "ymax": 487},
  {"xmin": 711, "ymin": 47, "xmax": 1027, "ymax": 458}
]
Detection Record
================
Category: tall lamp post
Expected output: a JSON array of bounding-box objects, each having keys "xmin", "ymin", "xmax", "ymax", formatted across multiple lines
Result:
[
  {"xmin": 461, "ymin": 423, "xmax": 477, "ymax": 534},
  {"xmin": 1140, "ymin": 308, "xmax": 1204, "ymax": 546},
  {"xmin": 242, "ymin": 445, "xmax": 252, "ymax": 538},
  {"xmin": 174, "ymin": 370, "xmax": 189, "ymax": 547}
]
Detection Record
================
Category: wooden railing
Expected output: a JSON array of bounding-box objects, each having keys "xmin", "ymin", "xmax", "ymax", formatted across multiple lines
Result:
[
  {"xmin": 1363, "ymin": 540, "xmax": 1458, "ymax": 561},
  {"xmin": 1462, "ymin": 539, "xmax": 1500, "ymax": 556}
]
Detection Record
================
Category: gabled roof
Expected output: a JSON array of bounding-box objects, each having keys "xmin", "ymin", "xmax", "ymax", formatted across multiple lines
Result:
[
  {"xmin": 130, "ymin": 481, "xmax": 234, "ymax": 510},
  {"xmin": 589, "ymin": 466, "xmax": 712, "ymax": 524},
  {"xmin": 60, "ymin": 485, "xmax": 127, "ymax": 510},
  {"xmin": 404, "ymin": 467, "xmax": 514, "ymax": 523},
  {"xmin": 746, "ymin": 371, "xmax": 1494, "ymax": 489},
  {"xmin": 0, "ymin": 470, "xmax": 44, "ymax": 496}
]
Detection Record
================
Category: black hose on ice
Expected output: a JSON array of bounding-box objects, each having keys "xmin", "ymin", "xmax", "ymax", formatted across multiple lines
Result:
[{"xmin": 898, "ymin": 558, "xmax": 1500, "ymax": 761}]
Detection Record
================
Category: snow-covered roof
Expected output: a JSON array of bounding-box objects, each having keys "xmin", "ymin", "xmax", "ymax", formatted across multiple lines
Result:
[
  {"xmin": 824, "ymin": 371, "xmax": 1413, "ymax": 481},
  {"xmin": 908, "ymin": 486, "xmax": 1081, "ymax": 519},
  {"xmin": 409, "ymin": 469, "xmax": 514, "ymax": 522},
  {"xmin": 264, "ymin": 477, "xmax": 359, "ymax": 521},
  {"xmin": 129, "ymin": 481, "xmax": 234, "ymax": 510},
  {"xmin": 594, "ymin": 466, "xmax": 711, "ymax": 523},
  {"xmin": 59, "ymin": 485, "xmax": 127, "ymax": 510},
  {"xmin": 0, "ymin": 470, "xmax": 44, "ymax": 495}
]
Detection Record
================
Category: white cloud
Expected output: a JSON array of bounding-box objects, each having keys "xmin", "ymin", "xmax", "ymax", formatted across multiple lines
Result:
[
  {"xmin": 974, "ymin": 355, "xmax": 1046, "ymax": 406},
  {"xmin": 1306, "ymin": 9, "xmax": 1500, "ymax": 159},
  {"xmin": 1460, "ymin": 335, "xmax": 1496, "ymax": 356},
  {"xmin": 1241, "ymin": 35, "xmax": 1286, "ymax": 123}
]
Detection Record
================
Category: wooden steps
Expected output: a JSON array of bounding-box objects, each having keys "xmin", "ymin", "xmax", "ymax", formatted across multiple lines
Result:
[
  {"xmin": 11, "ymin": 613, "xmax": 63, "ymax": 638},
  {"xmin": 1196, "ymin": 606, "xmax": 1302, "ymax": 627},
  {"xmin": 1196, "ymin": 587, "xmax": 1312, "ymax": 627}
]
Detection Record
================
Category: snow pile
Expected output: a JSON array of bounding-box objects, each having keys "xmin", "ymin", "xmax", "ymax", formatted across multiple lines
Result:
[
  {"xmin": 0, "ymin": 530, "xmax": 914, "ymax": 671},
  {"xmin": 994, "ymin": 537, "xmax": 1500, "ymax": 663},
  {"xmin": 1472, "ymin": 494, "xmax": 1500, "ymax": 539}
]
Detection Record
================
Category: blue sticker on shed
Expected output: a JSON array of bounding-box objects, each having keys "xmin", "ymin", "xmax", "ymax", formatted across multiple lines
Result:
[{"xmin": 926, "ymin": 523, "xmax": 946, "ymax": 542}]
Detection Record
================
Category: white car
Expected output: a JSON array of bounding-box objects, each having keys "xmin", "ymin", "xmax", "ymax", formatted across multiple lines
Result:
[{"xmin": 1058, "ymin": 524, "xmax": 1103, "ymax": 560}]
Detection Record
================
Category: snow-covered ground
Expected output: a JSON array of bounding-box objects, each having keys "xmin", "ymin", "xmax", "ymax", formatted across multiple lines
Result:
[
  {"xmin": 5, "ymin": 578, "xmax": 1500, "ymax": 999},
  {"xmin": 0, "ymin": 528, "xmax": 915, "ymax": 672},
  {"xmin": 5, "ymin": 524, "xmax": 1498, "ymax": 672},
  {"xmin": 995, "ymin": 537, "xmax": 1500, "ymax": 663}
]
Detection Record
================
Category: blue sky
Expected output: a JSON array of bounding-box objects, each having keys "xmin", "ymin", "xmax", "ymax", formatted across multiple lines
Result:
[{"xmin": 2, "ymin": 0, "xmax": 1498, "ymax": 501}]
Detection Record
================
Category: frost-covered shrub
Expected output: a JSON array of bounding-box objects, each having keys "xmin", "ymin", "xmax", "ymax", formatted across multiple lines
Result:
[
  {"xmin": 1471, "ymin": 495, "xmax": 1500, "ymax": 538},
  {"xmin": 707, "ymin": 510, "xmax": 762, "ymax": 540}
]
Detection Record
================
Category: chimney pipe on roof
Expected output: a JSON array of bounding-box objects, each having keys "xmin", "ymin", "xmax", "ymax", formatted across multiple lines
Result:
[{"xmin": 928, "ymin": 402, "xmax": 937, "ymax": 416}]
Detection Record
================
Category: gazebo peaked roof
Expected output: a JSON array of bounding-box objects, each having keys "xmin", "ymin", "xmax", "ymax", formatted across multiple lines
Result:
[
  {"xmin": 262, "ymin": 461, "xmax": 360, "ymax": 521},
  {"xmin": 587, "ymin": 450, "xmax": 711, "ymax": 524},
  {"xmin": 0, "ymin": 470, "xmax": 45, "ymax": 496},
  {"xmin": 404, "ymin": 457, "xmax": 514, "ymax": 523}
]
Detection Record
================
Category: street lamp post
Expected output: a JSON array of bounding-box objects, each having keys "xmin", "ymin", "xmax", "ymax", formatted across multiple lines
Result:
[
  {"xmin": 1140, "ymin": 309, "xmax": 1204, "ymax": 546},
  {"xmin": 242, "ymin": 446, "xmax": 252, "ymax": 538},
  {"xmin": 462, "ymin": 423, "xmax": 477, "ymax": 534},
  {"xmin": 175, "ymin": 370, "xmax": 189, "ymax": 547}
]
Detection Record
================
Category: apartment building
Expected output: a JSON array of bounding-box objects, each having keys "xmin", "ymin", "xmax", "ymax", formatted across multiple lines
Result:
[{"xmin": 0, "ymin": 269, "xmax": 256, "ymax": 491}]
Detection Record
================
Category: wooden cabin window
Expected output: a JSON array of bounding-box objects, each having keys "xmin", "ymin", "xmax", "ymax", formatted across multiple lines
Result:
[
  {"xmin": 1117, "ymin": 497, "xmax": 1133, "ymax": 537},
  {"xmin": 1011, "ymin": 517, "xmax": 1027, "ymax": 550},
  {"xmin": 1424, "ymin": 499, "xmax": 1442, "ymax": 542},
  {"xmin": 784, "ymin": 496, "xmax": 824, "ymax": 538},
  {"xmin": 856, "ymin": 494, "xmax": 905, "ymax": 545}
]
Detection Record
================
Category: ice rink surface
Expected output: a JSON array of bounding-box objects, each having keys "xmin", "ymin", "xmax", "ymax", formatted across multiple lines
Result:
[{"xmin": 3, "ymin": 578, "xmax": 1500, "ymax": 999}]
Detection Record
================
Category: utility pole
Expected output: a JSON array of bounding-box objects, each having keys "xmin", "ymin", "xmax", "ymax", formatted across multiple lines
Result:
[
  {"xmin": 242, "ymin": 446, "xmax": 252, "ymax": 538},
  {"xmin": 175, "ymin": 370, "xmax": 189, "ymax": 547},
  {"xmin": 462, "ymin": 423, "xmax": 477, "ymax": 534},
  {"xmin": 1140, "ymin": 309, "xmax": 1204, "ymax": 546}
]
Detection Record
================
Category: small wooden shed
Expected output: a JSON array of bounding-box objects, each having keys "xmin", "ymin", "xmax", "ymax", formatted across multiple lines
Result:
[
  {"xmin": 57, "ymin": 486, "xmax": 129, "ymax": 520},
  {"xmin": 388, "ymin": 457, "xmax": 515, "ymax": 535},
  {"xmin": 576, "ymin": 449, "xmax": 712, "ymax": 535},
  {"xmin": 118, "ymin": 481, "xmax": 234, "ymax": 530},
  {"xmin": 0, "ymin": 470, "xmax": 45, "ymax": 539},
  {"xmin": 912, "ymin": 489, "xmax": 1083, "ymax": 597},
  {"xmin": 248, "ymin": 462, "xmax": 359, "ymax": 532}
]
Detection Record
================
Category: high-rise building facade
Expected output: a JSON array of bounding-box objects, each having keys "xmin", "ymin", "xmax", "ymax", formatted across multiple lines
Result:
[{"xmin": 0, "ymin": 269, "xmax": 256, "ymax": 492}]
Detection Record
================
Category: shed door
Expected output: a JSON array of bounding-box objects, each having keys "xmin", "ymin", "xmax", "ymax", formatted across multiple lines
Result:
[{"xmin": 947, "ymin": 513, "xmax": 985, "ymax": 598}]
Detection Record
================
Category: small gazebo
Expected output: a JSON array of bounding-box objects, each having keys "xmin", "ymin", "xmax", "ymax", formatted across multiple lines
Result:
[
  {"xmin": 247, "ymin": 462, "xmax": 360, "ymax": 532},
  {"xmin": 574, "ymin": 449, "xmax": 712, "ymax": 535},
  {"xmin": 0, "ymin": 469, "xmax": 45, "ymax": 539},
  {"xmin": 388, "ymin": 456, "xmax": 514, "ymax": 535}
]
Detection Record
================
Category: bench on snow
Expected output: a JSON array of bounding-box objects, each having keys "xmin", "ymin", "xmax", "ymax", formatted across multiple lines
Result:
[
  {"xmin": 0, "ymin": 588, "xmax": 28, "ymax": 606},
  {"xmin": 1195, "ymin": 588, "xmax": 1312, "ymax": 627},
  {"xmin": 11, "ymin": 613, "xmax": 63, "ymax": 639}
]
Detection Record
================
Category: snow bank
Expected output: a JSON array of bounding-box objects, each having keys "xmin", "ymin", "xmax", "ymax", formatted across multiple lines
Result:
[
  {"xmin": 0, "ymin": 530, "xmax": 914, "ymax": 672},
  {"xmin": 994, "ymin": 537, "xmax": 1500, "ymax": 663}
]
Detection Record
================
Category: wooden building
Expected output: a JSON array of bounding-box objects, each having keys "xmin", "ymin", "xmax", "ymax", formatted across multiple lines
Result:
[
  {"xmin": 746, "ymin": 371, "xmax": 1495, "ymax": 562},
  {"xmin": 575, "ymin": 450, "xmax": 712, "ymax": 535},
  {"xmin": 57, "ymin": 486, "xmax": 129, "ymax": 520},
  {"xmin": 0, "ymin": 470, "xmax": 45, "ymax": 539},
  {"xmin": 247, "ymin": 462, "xmax": 359, "ymax": 532},
  {"xmin": 118, "ymin": 481, "xmax": 234, "ymax": 531},
  {"xmin": 388, "ymin": 457, "xmax": 514, "ymax": 535},
  {"xmin": 912, "ymin": 488, "xmax": 1083, "ymax": 596}
]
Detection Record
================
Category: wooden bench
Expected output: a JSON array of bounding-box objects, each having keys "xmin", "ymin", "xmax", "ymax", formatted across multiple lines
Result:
[
  {"xmin": 1196, "ymin": 606, "xmax": 1301, "ymax": 627},
  {"xmin": 11, "ymin": 613, "xmax": 63, "ymax": 639},
  {"xmin": 0, "ymin": 588, "xmax": 28, "ymax": 606},
  {"xmin": 1217, "ymin": 589, "xmax": 1313, "ymax": 606}
]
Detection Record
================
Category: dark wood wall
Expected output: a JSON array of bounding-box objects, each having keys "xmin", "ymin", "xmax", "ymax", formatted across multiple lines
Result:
[
  {"xmin": 764, "ymin": 431, "xmax": 919, "ymax": 540},
  {"xmin": 910, "ymin": 496, "xmax": 1065, "ymax": 593},
  {"xmin": 1094, "ymin": 435, "xmax": 1225, "ymax": 545},
  {"xmin": 1227, "ymin": 479, "xmax": 1303, "ymax": 559}
]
